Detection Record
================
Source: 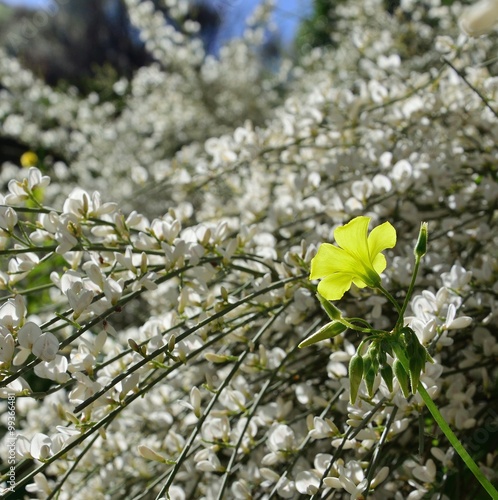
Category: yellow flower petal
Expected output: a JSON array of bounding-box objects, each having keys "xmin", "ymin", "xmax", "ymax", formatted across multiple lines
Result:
[
  {"xmin": 372, "ymin": 252, "xmax": 387, "ymax": 276},
  {"xmin": 352, "ymin": 276, "xmax": 368, "ymax": 288},
  {"xmin": 317, "ymin": 273, "xmax": 354, "ymax": 301},
  {"xmin": 310, "ymin": 243, "xmax": 358, "ymax": 280},
  {"xmin": 309, "ymin": 216, "xmax": 397, "ymax": 300},
  {"xmin": 367, "ymin": 221, "xmax": 396, "ymax": 258},
  {"xmin": 333, "ymin": 216, "xmax": 371, "ymax": 265}
]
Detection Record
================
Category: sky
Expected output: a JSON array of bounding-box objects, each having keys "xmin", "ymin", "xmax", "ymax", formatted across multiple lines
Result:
[
  {"xmin": 214, "ymin": 0, "xmax": 312, "ymax": 46},
  {"xmin": 0, "ymin": 0, "xmax": 312, "ymax": 47},
  {"xmin": 0, "ymin": 0, "xmax": 48, "ymax": 6}
]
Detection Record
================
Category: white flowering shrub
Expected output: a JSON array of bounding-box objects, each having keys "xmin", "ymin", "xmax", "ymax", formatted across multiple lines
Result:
[
  {"xmin": 0, "ymin": 0, "xmax": 287, "ymax": 214},
  {"xmin": 0, "ymin": 0, "xmax": 497, "ymax": 498}
]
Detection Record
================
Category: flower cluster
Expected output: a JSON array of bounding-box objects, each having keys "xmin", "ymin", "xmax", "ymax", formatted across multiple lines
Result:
[{"xmin": 0, "ymin": 0, "xmax": 497, "ymax": 498}]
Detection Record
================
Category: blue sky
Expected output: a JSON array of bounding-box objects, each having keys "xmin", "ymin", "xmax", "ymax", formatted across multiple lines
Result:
[
  {"xmin": 0, "ymin": 0, "xmax": 312, "ymax": 47},
  {"xmin": 0, "ymin": 0, "xmax": 48, "ymax": 6},
  {"xmin": 215, "ymin": 0, "xmax": 311, "ymax": 46}
]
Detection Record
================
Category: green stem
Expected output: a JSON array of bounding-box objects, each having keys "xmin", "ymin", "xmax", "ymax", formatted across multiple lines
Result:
[
  {"xmin": 376, "ymin": 283, "xmax": 402, "ymax": 314},
  {"xmin": 395, "ymin": 255, "xmax": 421, "ymax": 329},
  {"xmin": 339, "ymin": 318, "xmax": 385, "ymax": 336},
  {"xmin": 395, "ymin": 348, "xmax": 498, "ymax": 499},
  {"xmin": 417, "ymin": 384, "xmax": 498, "ymax": 499},
  {"xmin": 316, "ymin": 292, "xmax": 387, "ymax": 336}
]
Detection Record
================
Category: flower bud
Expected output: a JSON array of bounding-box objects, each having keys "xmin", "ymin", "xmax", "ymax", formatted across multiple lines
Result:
[
  {"xmin": 298, "ymin": 321, "xmax": 347, "ymax": 348},
  {"xmin": 393, "ymin": 359, "xmax": 410, "ymax": 398},
  {"xmin": 380, "ymin": 363, "xmax": 394, "ymax": 392},
  {"xmin": 362, "ymin": 353, "xmax": 377, "ymax": 398},
  {"xmin": 349, "ymin": 353, "xmax": 364, "ymax": 404},
  {"xmin": 137, "ymin": 445, "xmax": 167, "ymax": 463},
  {"xmin": 409, "ymin": 354, "xmax": 424, "ymax": 393},
  {"xmin": 414, "ymin": 222, "xmax": 428, "ymax": 258},
  {"xmin": 317, "ymin": 293, "xmax": 343, "ymax": 320}
]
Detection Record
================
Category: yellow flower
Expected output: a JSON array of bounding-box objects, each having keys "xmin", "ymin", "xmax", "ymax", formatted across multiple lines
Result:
[
  {"xmin": 20, "ymin": 151, "xmax": 39, "ymax": 168},
  {"xmin": 310, "ymin": 216, "xmax": 396, "ymax": 300}
]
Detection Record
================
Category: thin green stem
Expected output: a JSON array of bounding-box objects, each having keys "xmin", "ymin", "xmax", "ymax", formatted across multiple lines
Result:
[
  {"xmin": 418, "ymin": 384, "xmax": 498, "ymax": 499},
  {"xmin": 316, "ymin": 292, "xmax": 388, "ymax": 336},
  {"xmin": 395, "ymin": 349, "xmax": 498, "ymax": 499},
  {"xmin": 376, "ymin": 283, "xmax": 402, "ymax": 314},
  {"xmin": 395, "ymin": 255, "xmax": 421, "ymax": 329},
  {"xmin": 339, "ymin": 317, "xmax": 386, "ymax": 336}
]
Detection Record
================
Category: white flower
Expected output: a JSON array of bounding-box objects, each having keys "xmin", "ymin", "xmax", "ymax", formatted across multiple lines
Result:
[
  {"xmin": 0, "ymin": 295, "xmax": 25, "ymax": 331},
  {"xmin": 68, "ymin": 371, "xmax": 102, "ymax": 405},
  {"xmin": 103, "ymin": 277, "xmax": 123, "ymax": 305},
  {"xmin": 27, "ymin": 167, "xmax": 50, "ymax": 191},
  {"xmin": 30, "ymin": 433, "xmax": 53, "ymax": 460},
  {"xmin": 308, "ymin": 416, "xmax": 339, "ymax": 440},
  {"xmin": 17, "ymin": 321, "xmax": 43, "ymax": 350},
  {"xmin": 459, "ymin": 0, "xmax": 498, "ymax": 36},
  {"xmin": 34, "ymin": 355, "xmax": 70, "ymax": 383},
  {"xmin": 431, "ymin": 447, "xmax": 455, "ymax": 468},
  {"xmin": 205, "ymin": 136, "xmax": 237, "ymax": 165},
  {"xmin": 262, "ymin": 424, "xmax": 296, "ymax": 465},
  {"xmin": 55, "ymin": 222, "xmax": 79, "ymax": 254},
  {"xmin": 193, "ymin": 449, "xmax": 224, "ymax": 472},
  {"xmin": 63, "ymin": 188, "xmax": 117, "ymax": 219},
  {"xmin": 18, "ymin": 322, "xmax": 59, "ymax": 362},
  {"xmin": 137, "ymin": 444, "xmax": 167, "ymax": 463},
  {"xmin": 441, "ymin": 263, "xmax": 472, "ymax": 291},
  {"xmin": 7, "ymin": 251, "xmax": 39, "ymax": 284},
  {"xmin": 412, "ymin": 458, "xmax": 436, "ymax": 483},
  {"xmin": 25, "ymin": 473, "xmax": 52, "ymax": 495},
  {"xmin": 32, "ymin": 332, "xmax": 59, "ymax": 362},
  {"xmin": 296, "ymin": 470, "xmax": 321, "ymax": 495},
  {"xmin": 0, "ymin": 206, "xmax": 18, "ymax": 231},
  {"xmin": 189, "ymin": 386, "xmax": 202, "ymax": 418},
  {"xmin": 323, "ymin": 460, "xmax": 379, "ymax": 499},
  {"xmin": 201, "ymin": 416, "xmax": 230, "ymax": 443},
  {"xmin": 0, "ymin": 332, "xmax": 15, "ymax": 363},
  {"xmin": 231, "ymin": 479, "xmax": 252, "ymax": 499},
  {"xmin": 5, "ymin": 168, "xmax": 50, "ymax": 205},
  {"xmin": 64, "ymin": 279, "xmax": 95, "ymax": 320},
  {"xmin": 442, "ymin": 303, "xmax": 472, "ymax": 331},
  {"xmin": 68, "ymin": 345, "xmax": 95, "ymax": 374}
]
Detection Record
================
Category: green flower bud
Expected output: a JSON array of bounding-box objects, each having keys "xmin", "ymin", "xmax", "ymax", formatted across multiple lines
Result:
[
  {"xmin": 393, "ymin": 358, "xmax": 410, "ymax": 398},
  {"xmin": 349, "ymin": 353, "xmax": 364, "ymax": 404},
  {"xmin": 362, "ymin": 353, "xmax": 377, "ymax": 398},
  {"xmin": 414, "ymin": 222, "xmax": 428, "ymax": 258},
  {"xmin": 380, "ymin": 363, "xmax": 394, "ymax": 392},
  {"xmin": 317, "ymin": 293, "xmax": 343, "ymax": 320},
  {"xmin": 298, "ymin": 321, "xmax": 347, "ymax": 348},
  {"xmin": 380, "ymin": 339, "xmax": 394, "ymax": 358},
  {"xmin": 409, "ymin": 342, "xmax": 430, "ymax": 393},
  {"xmin": 409, "ymin": 355, "xmax": 423, "ymax": 393},
  {"xmin": 402, "ymin": 327, "xmax": 421, "ymax": 356}
]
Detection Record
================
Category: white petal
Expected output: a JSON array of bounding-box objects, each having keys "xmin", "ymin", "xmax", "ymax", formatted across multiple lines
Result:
[{"xmin": 32, "ymin": 332, "xmax": 59, "ymax": 362}]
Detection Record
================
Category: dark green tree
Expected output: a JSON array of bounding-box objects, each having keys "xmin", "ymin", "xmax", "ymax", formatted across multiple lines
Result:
[{"xmin": 295, "ymin": 0, "xmax": 345, "ymax": 53}]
